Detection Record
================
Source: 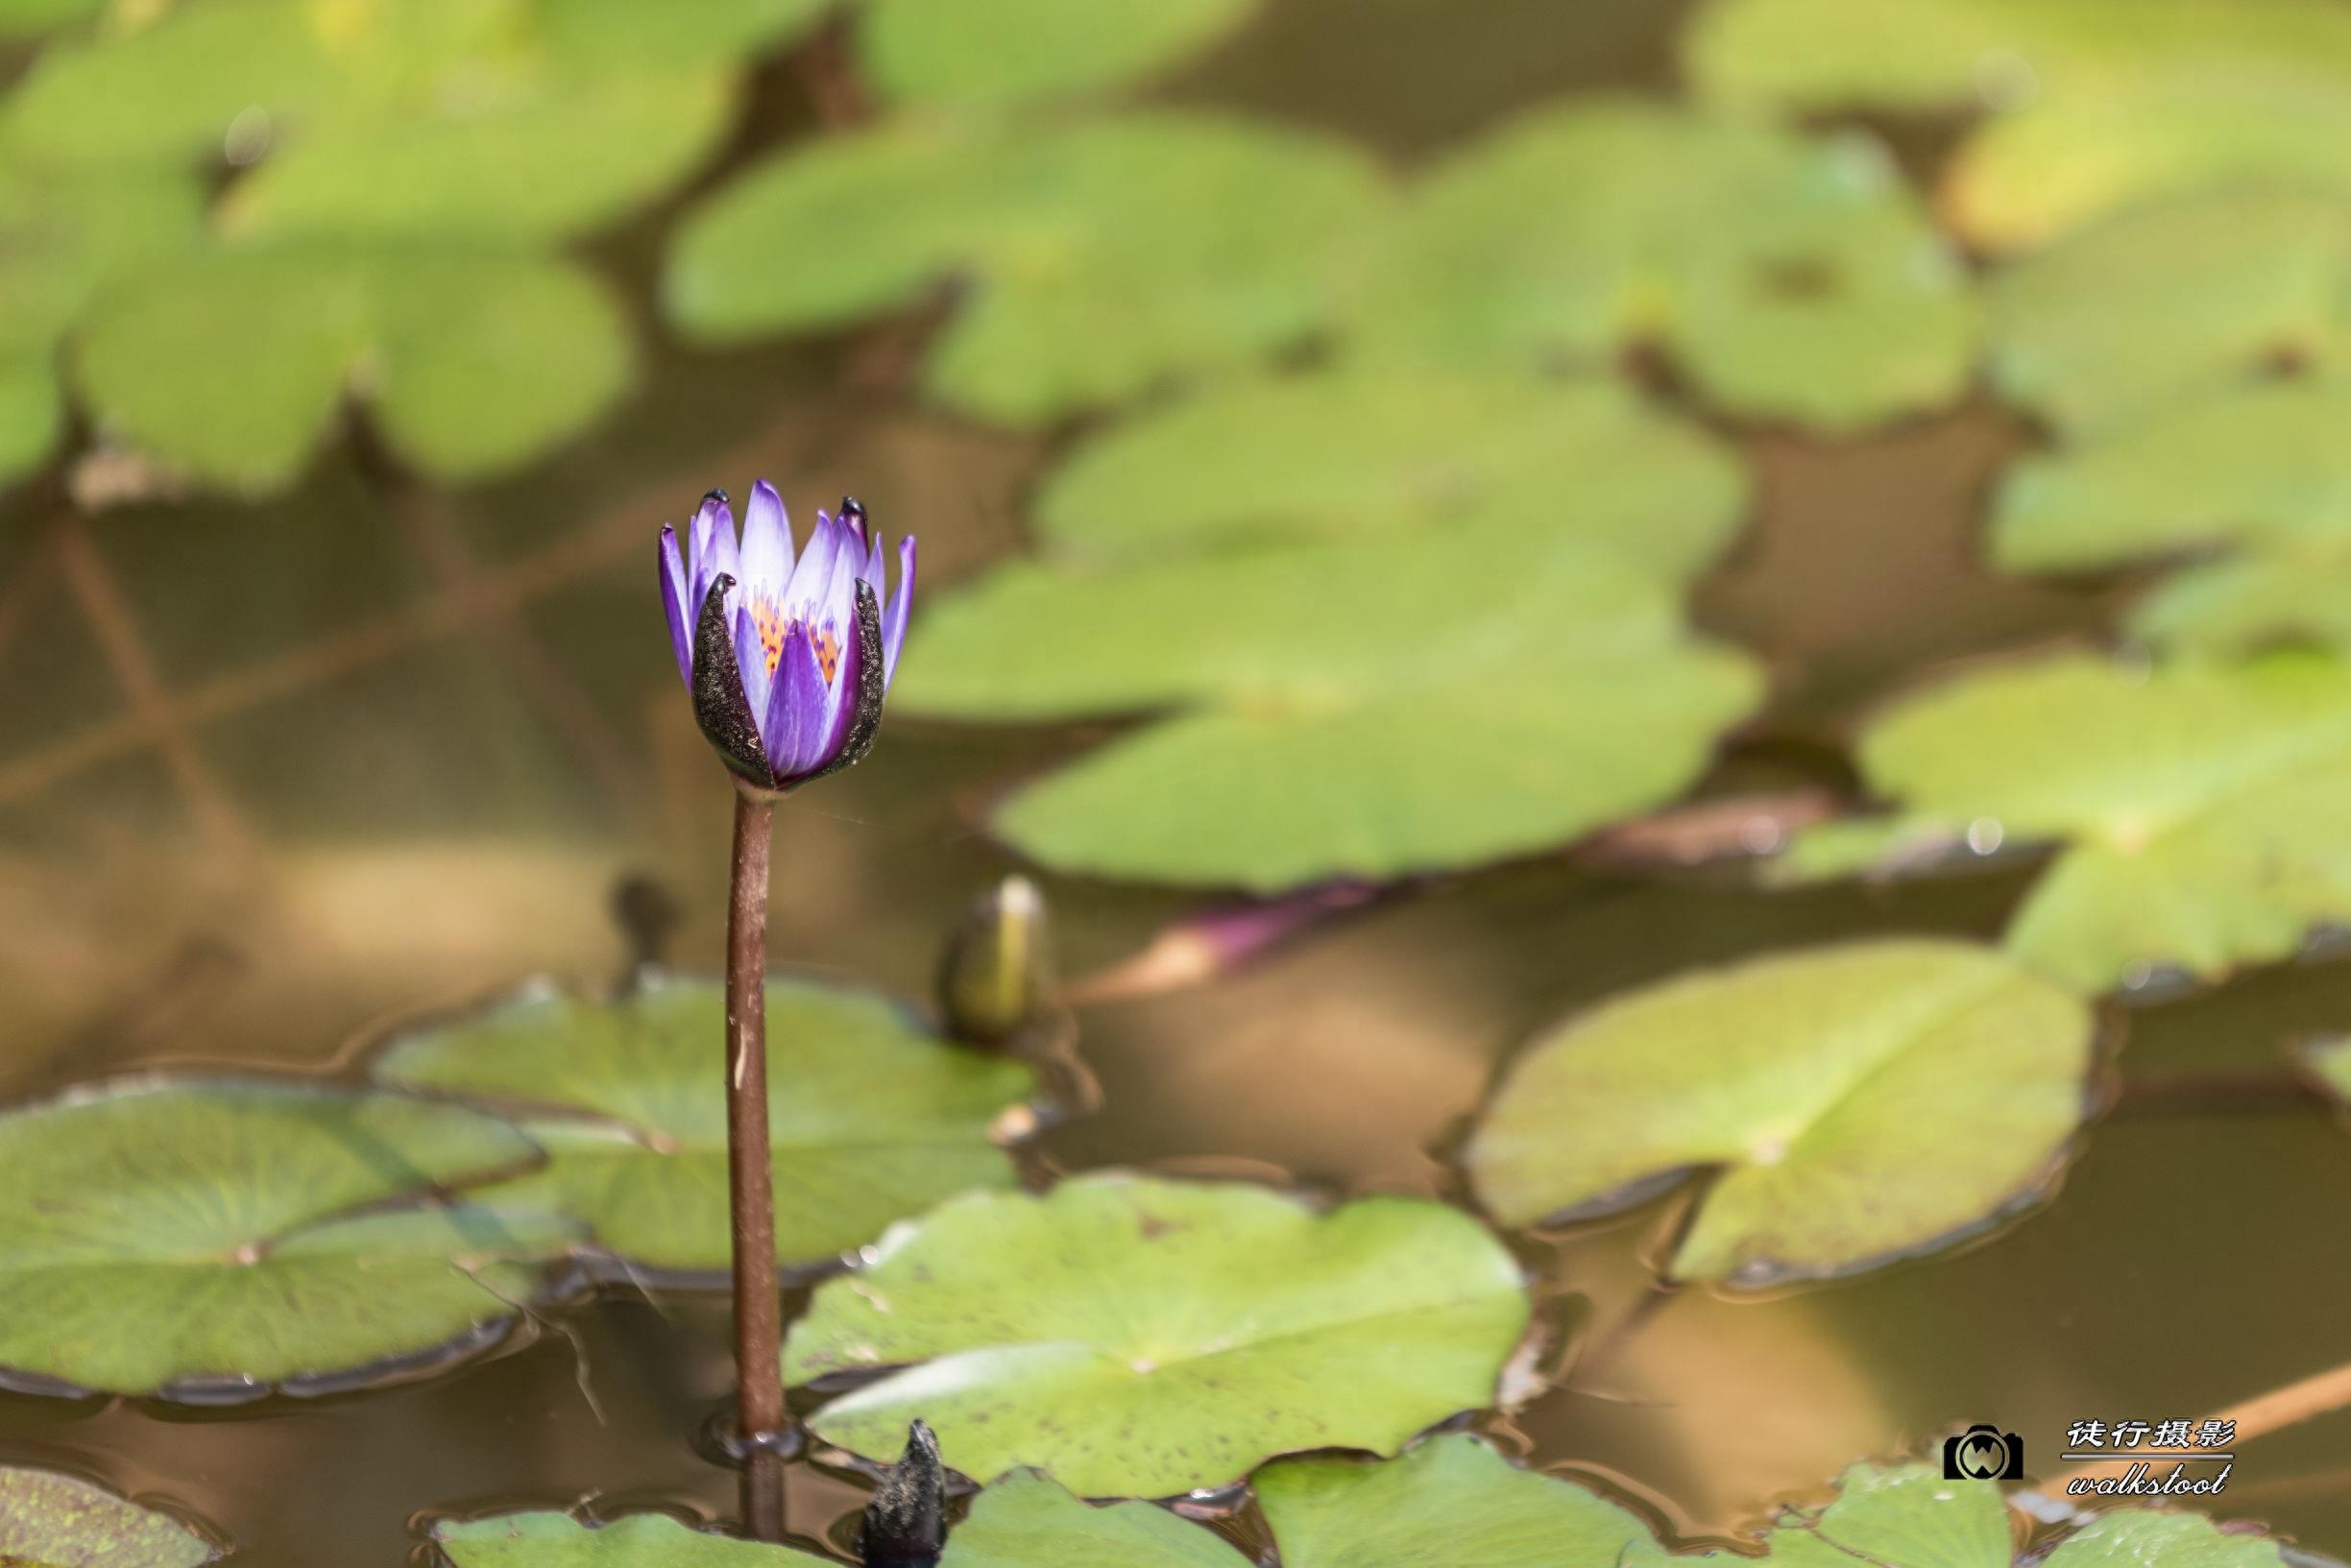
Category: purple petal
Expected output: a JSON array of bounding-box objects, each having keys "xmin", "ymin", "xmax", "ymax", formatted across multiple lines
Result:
[
  {"xmin": 884, "ymin": 535, "xmax": 915, "ymax": 684},
  {"xmin": 786, "ymin": 504, "xmax": 845, "ymax": 622},
  {"xmin": 763, "ymin": 624, "xmax": 831, "ymax": 779},
  {"xmin": 739, "ymin": 480, "xmax": 792, "ymax": 597},
  {"xmin": 658, "ymin": 526, "xmax": 692, "ymax": 685},
  {"xmin": 735, "ymin": 592, "xmax": 775, "ymax": 730},
  {"xmin": 687, "ymin": 491, "xmax": 738, "ymax": 613},
  {"xmin": 839, "ymin": 495, "xmax": 869, "ymax": 554}
]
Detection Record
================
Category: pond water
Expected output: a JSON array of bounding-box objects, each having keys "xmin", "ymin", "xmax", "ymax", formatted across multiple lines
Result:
[{"xmin": 3, "ymin": 0, "xmax": 2349, "ymax": 1562}]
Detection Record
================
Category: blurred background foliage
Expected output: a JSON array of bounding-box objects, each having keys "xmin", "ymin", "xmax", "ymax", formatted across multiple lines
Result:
[{"xmin": 11, "ymin": 0, "xmax": 2351, "ymax": 1551}]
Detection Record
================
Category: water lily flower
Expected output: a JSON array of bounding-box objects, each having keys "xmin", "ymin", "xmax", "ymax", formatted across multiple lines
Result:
[{"xmin": 659, "ymin": 480, "xmax": 915, "ymax": 793}]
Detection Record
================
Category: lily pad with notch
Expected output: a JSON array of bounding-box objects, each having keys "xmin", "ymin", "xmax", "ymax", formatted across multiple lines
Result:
[
  {"xmin": 665, "ymin": 111, "xmax": 1386, "ymax": 428},
  {"xmin": 1466, "ymin": 940, "xmax": 2096, "ymax": 1284},
  {"xmin": 1343, "ymin": 100, "xmax": 1975, "ymax": 430},
  {"xmin": 432, "ymin": 1511, "xmax": 831, "ymax": 1567},
  {"xmin": 0, "ymin": 1078, "xmax": 573, "ymax": 1398},
  {"xmin": 0, "ymin": 1465, "xmax": 220, "ymax": 1568},
  {"xmin": 1810, "ymin": 651, "xmax": 2351, "ymax": 993},
  {"xmin": 785, "ymin": 1172, "xmax": 1531, "ymax": 1498},
  {"xmin": 72, "ymin": 239, "xmax": 632, "ymax": 492},
  {"xmin": 897, "ymin": 521, "xmax": 1761, "ymax": 889},
  {"xmin": 1031, "ymin": 368, "xmax": 1743, "ymax": 575},
  {"xmin": 372, "ymin": 973, "xmax": 1041, "ymax": 1278}
]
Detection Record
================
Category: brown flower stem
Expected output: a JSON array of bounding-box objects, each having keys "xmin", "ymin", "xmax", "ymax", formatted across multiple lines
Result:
[
  {"xmin": 725, "ymin": 786, "xmax": 787, "ymax": 1541},
  {"xmin": 2024, "ymin": 1356, "xmax": 2351, "ymax": 1505}
]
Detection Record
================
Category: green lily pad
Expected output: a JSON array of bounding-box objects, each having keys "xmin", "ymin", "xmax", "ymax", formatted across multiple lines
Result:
[
  {"xmin": 73, "ymin": 240, "xmax": 631, "ymax": 491},
  {"xmin": 1466, "ymin": 940, "xmax": 2094, "ymax": 1283},
  {"xmin": 537, "ymin": 0, "xmax": 836, "ymax": 68},
  {"xmin": 898, "ymin": 523, "xmax": 1760, "ymax": 888},
  {"xmin": 432, "ymin": 1512, "xmax": 829, "ymax": 1567},
  {"xmin": 1685, "ymin": 0, "xmax": 2351, "ymax": 115},
  {"xmin": 858, "ymin": 0, "xmax": 1258, "ymax": 111},
  {"xmin": 2040, "ymin": 1512, "xmax": 2284, "ymax": 1568},
  {"xmin": 1345, "ymin": 100, "xmax": 1975, "ymax": 429},
  {"xmin": 0, "ymin": 156, "xmax": 203, "ymax": 485},
  {"xmin": 1757, "ymin": 1461, "xmax": 2010, "ymax": 1564},
  {"xmin": 0, "ymin": 1466, "xmax": 219, "ymax": 1568},
  {"xmin": 1032, "ymin": 370, "xmax": 1743, "ymax": 576},
  {"xmin": 938, "ymin": 1471, "xmax": 1247, "ymax": 1568},
  {"xmin": 1258, "ymin": 1435, "xmax": 1659, "ymax": 1568},
  {"xmin": 2127, "ymin": 550, "xmax": 2351, "ymax": 656},
  {"xmin": 1, "ymin": 0, "xmax": 732, "ymax": 238},
  {"xmin": 372, "ymin": 974, "xmax": 1038, "ymax": 1276},
  {"xmin": 0, "ymin": 1079, "xmax": 572, "ymax": 1396},
  {"xmin": 0, "ymin": 0, "xmax": 102, "ymax": 38},
  {"xmin": 1993, "ymin": 377, "xmax": 2351, "ymax": 574},
  {"xmin": 785, "ymin": 1173, "xmax": 1531, "ymax": 1497},
  {"xmin": 666, "ymin": 112, "xmax": 1386, "ymax": 426},
  {"xmin": 1951, "ymin": 71, "xmax": 2351, "ymax": 255},
  {"xmin": 1838, "ymin": 651, "xmax": 2351, "ymax": 993},
  {"xmin": 1988, "ymin": 190, "xmax": 2351, "ymax": 435},
  {"xmin": 217, "ymin": 66, "xmax": 735, "ymax": 245}
]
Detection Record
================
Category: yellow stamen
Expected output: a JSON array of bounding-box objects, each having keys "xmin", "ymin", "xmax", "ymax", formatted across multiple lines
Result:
[
  {"xmin": 812, "ymin": 627, "xmax": 841, "ymax": 685},
  {"xmin": 751, "ymin": 598, "xmax": 788, "ymax": 676}
]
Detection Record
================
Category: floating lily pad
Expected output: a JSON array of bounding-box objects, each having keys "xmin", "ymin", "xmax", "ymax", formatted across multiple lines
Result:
[
  {"xmin": 1258, "ymin": 1435, "xmax": 1659, "ymax": 1568},
  {"xmin": 216, "ymin": 68, "xmax": 735, "ymax": 245},
  {"xmin": 1832, "ymin": 651, "xmax": 2351, "ymax": 993},
  {"xmin": 2126, "ymin": 551, "xmax": 2351, "ymax": 656},
  {"xmin": 938, "ymin": 1471, "xmax": 1246, "ymax": 1568},
  {"xmin": 2, "ymin": 0, "xmax": 733, "ymax": 234},
  {"xmin": 0, "ymin": 156, "xmax": 202, "ymax": 485},
  {"xmin": 1032, "ymin": 370, "xmax": 1743, "ymax": 575},
  {"xmin": 898, "ymin": 523, "xmax": 1760, "ymax": 888},
  {"xmin": 1994, "ymin": 377, "xmax": 2351, "ymax": 573},
  {"xmin": 857, "ymin": 0, "xmax": 1258, "ymax": 110},
  {"xmin": 0, "ymin": 1079, "xmax": 571, "ymax": 1396},
  {"xmin": 1690, "ymin": 0, "xmax": 2351, "ymax": 252},
  {"xmin": 2040, "ymin": 1512, "xmax": 2285, "ymax": 1568},
  {"xmin": 785, "ymin": 1173, "xmax": 1530, "ymax": 1497},
  {"xmin": 432, "ymin": 1512, "xmax": 829, "ymax": 1567},
  {"xmin": 1757, "ymin": 1460, "xmax": 2010, "ymax": 1564},
  {"xmin": 73, "ymin": 241, "xmax": 631, "ymax": 491},
  {"xmin": 1467, "ymin": 941, "xmax": 2094, "ymax": 1283},
  {"xmin": 373, "ymin": 975, "xmax": 1038, "ymax": 1276},
  {"xmin": 537, "ymin": 0, "xmax": 836, "ymax": 68},
  {"xmin": 667, "ymin": 112, "xmax": 1386, "ymax": 426},
  {"xmin": 1686, "ymin": 0, "xmax": 2351, "ymax": 115},
  {"xmin": 1345, "ymin": 100, "xmax": 1975, "ymax": 429},
  {"xmin": 1951, "ymin": 72, "xmax": 2351, "ymax": 255},
  {"xmin": 1988, "ymin": 190, "xmax": 2351, "ymax": 435},
  {"xmin": 0, "ymin": 1466, "xmax": 219, "ymax": 1568}
]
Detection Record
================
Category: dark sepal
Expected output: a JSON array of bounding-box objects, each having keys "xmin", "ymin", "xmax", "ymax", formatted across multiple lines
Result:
[
  {"xmin": 860, "ymin": 1419, "xmax": 945, "ymax": 1568},
  {"xmin": 804, "ymin": 578, "xmax": 886, "ymax": 784},
  {"xmin": 690, "ymin": 572, "xmax": 775, "ymax": 788}
]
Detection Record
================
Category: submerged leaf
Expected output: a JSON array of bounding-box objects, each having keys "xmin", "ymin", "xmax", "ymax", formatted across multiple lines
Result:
[
  {"xmin": 1467, "ymin": 941, "xmax": 2093, "ymax": 1283},
  {"xmin": 73, "ymin": 241, "xmax": 631, "ymax": 491},
  {"xmin": 433, "ymin": 1512, "xmax": 830, "ymax": 1566},
  {"xmin": 1347, "ymin": 100, "xmax": 1974, "ymax": 428},
  {"xmin": 373, "ymin": 975, "xmax": 1037, "ymax": 1275},
  {"xmin": 858, "ymin": 0, "xmax": 1259, "ymax": 110},
  {"xmin": 0, "ymin": 1080, "xmax": 570, "ymax": 1395},
  {"xmin": 1033, "ymin": 370, "xmax": 1743, "ymax": 574},
  {"xmin": 1839, "ymin": 652, "xmax": 2351, "ymax": 993},
  {"xmin": 937, "ymin": 1471, "xmax": 1247, "ymax": 1568},
  {"xmin": 785, "ymin": 1173, "xmax": 1530, "ymax": 1497},
  {"xmin": 666, "ymin": 112, "xmax": 1386, "ymax": 425},
  {"xmin": 0, "ymin": 1466, "xmax": 218, "ymax": 1568},
  {"xmin": 898, "ymin": 524, "xmax": 1759, "ymax": 888},
  {"xmin": 1257, "ymin": 1435, "xmax": 1659, "ymax": 1568}
]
